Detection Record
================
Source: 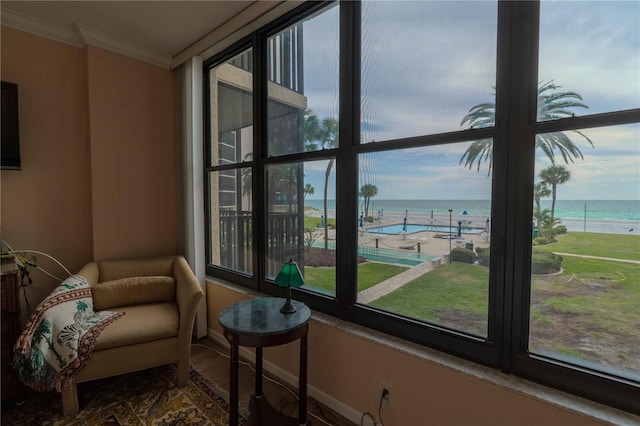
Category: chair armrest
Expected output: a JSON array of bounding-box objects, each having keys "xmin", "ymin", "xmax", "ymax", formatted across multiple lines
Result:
[
  {"xmin": 174, "ymin": 256, "xmax": 204, "ymax": 338},
  {"xmin": 77, "ymin": 262, "xmax": 99, "ymax": 287}
]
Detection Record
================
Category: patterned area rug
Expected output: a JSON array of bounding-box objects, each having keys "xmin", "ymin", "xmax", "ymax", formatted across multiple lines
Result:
[{"xmin": 2, "ymin": 365, "xmax": 245, "ymax": 425}]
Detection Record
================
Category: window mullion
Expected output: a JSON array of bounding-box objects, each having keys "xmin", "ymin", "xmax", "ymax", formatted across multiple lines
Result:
[
  {"xmin": 334, "ymin": 0, "xmax": 360, "ymax": 313},
  {"xmin": 253, "ymin": 32, "xmax": 265, "ymax": 290},
  {"xmin": 502, "ymin": 2, "xmax": 540, "ymax": 371}
]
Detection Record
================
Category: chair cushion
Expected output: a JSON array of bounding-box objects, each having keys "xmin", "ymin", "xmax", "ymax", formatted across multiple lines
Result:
[
  {"xmin": 97, "ymin": 257, "xmax": 175, "ymax": 282},
  {"xmin": 92, "ymin": 276, "xmax": 175, "ymax": 311},
  {"xmin": 94, "ymin": 302, "xmax": 179, "ymax": 351}
]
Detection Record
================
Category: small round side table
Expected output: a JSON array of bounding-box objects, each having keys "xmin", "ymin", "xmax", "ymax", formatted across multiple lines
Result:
[{"xmin": 219, "ymin": 297, "xmax": 311, "ymax": 426}]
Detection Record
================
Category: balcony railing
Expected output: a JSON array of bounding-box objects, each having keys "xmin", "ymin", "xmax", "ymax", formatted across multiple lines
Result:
[{"xmin": 219, "ymin": 210, "xmax": 304, "ymax": 277}]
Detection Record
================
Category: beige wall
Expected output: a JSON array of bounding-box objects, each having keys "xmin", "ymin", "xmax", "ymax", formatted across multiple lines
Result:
[
  {"xmin": 1, "ymin": 27, "xmax": 93, "ymax": 305},
  {"xmin": 1, "ymin": 26, "xmax": 177, "ymax": 307},
  {"xmin": 85, "ymin": 46, "xmax": 177, "ymax": 260},
  {"xmin": 208, "ymin": 281, "xmax": 608, "ymax": 426}
]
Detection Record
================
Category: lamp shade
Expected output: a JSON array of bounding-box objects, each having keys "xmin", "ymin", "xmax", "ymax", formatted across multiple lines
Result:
[{"xmin": 275, "ymin": 258, "xmax": 304, "ymax": 289}]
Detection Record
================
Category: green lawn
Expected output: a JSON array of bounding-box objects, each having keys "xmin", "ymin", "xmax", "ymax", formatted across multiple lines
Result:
[
  {"xmin": 366, "ymin": 232, "xmax": 640, "ymax": 365},
  {"xmin": 304, "ymin": 215, "xmax": 336, "ymax": 231},
  {"xmin": 370, "ymin": 263, "xmax": 489, "ymax": 336},
  {"xmin": 302, "ymin": 262, "xmax": 408, "ymax": 295},
  {"xmin": 300, "ymin": 233, "xmax": 639, "ymax": 348},
  {"xmin": 535, "ymin": 232, "xmax": 640, "ymax": 261},
  {"xmin": 531, "ymin": 255, "xmax": 640, "ymax": 337}
]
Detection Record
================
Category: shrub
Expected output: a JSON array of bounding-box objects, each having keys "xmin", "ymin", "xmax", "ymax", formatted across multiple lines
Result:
[
  {"xmin": 365, "ymin": 216, "xmax": 375, "ymax": 223},
  {"xmin": 533, "ymin": 236, "xmax": 555, "ymax": 246},
  {"xmin": 531, "ymin": 250, "xmax": 563, "ymax": 274},
  {"xmin": 451, "ymin": 248, "xmax": 477, "ymax": 264},
  {"xmin": 554, "ymin": 225, "xmax": 567, "ymax": 235},
  {"xmin": 475, "ymin": 247, "xmax": 490, "ymax": 267}
]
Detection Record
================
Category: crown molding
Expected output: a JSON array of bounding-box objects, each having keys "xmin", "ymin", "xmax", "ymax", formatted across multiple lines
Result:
[
  {"xmin": 171, "ymin": 1, "xmax": 302, "ymax": 70},
  {"xmin": 75, "ymin": 24, "xmax": 171, "ymax": 69},
  {"xmin": 1, "ymin": 8, "xmax": 171, "ymax": 69},
  {"xmin": 1, "ymin": 7, "xmax": 84, "ymax": 47}
]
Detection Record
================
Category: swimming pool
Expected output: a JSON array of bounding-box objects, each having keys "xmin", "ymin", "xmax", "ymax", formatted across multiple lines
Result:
[
  {"xmin": 310, "ymin": 242, "xmax": 430, "ymax": 266},
  {"xmin": 367, "ymin": 223, "xmax": 485, "ymax": 235},
  {"xmin": 361, "ymin": 254, "xmax": 423, "ymax": 266}
]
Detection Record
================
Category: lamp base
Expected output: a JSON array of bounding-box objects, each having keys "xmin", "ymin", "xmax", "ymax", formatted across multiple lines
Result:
[{"xmin": 280, "ymin": 297, "xmax": 297, "ymax": 314}]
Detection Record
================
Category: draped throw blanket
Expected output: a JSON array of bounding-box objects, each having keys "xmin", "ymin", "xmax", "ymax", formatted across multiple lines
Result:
[{"xmin": 12, "ymin": 274, "xmax": 124, "ymax": 392}]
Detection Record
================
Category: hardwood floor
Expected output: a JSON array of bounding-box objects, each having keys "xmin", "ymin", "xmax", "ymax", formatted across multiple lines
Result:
[{"xmin": 191, "ymin": 337, "xmax": 357, "ymax": 426}]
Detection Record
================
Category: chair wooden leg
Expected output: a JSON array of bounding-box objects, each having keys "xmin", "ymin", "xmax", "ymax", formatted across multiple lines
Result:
[
  {"xmin": 61, "ymin": 381, "xmax": 79, "ymax": 416},
  {"xmin": 176, "ymin": 360, "xmax": 189, "ymax": 386}
]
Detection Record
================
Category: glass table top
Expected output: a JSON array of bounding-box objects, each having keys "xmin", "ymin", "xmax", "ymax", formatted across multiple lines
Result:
[{"xmin": 218, "ymin": 297, "xmax": 311, "ymax": 337}]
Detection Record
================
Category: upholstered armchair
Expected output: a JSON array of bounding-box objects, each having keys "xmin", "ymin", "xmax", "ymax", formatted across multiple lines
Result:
[{"xmin": 61, "ymin": 255, "xmax": 204, "ymax": 416}]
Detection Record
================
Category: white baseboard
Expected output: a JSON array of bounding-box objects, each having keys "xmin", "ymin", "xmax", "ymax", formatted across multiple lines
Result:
[{"xmin": 208, "ymin": 328, "xmax": 362, "ymax": 425}]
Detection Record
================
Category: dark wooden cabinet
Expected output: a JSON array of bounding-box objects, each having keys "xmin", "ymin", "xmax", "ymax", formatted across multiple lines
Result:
[{"xmin": 1, "ymin": 263, "xmax": 23, "ymax": 404}]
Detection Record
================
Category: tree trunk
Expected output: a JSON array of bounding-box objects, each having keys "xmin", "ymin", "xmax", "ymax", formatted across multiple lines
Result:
[
  {"xmin": 550, "ymin": 185, "xmax": 557, "ymax": 223},
  {"xmin": 323, "ymin": 159, "xmax": 334, "ymax": 250}
]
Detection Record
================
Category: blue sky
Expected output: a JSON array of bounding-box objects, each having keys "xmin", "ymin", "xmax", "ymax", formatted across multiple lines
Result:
[{"xmin": 300, "ymin": 1, "xmax": 639, "ymax": 201}]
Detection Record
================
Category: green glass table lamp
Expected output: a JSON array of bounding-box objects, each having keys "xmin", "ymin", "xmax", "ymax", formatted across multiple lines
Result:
[{"xmin": 274, "ymin": 258, "xmax": 305, "ymax": 314}]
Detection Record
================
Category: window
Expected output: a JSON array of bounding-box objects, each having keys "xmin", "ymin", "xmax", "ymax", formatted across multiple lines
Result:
[
  {"xmin": 204, "ymin": 1, "xmax": 639, "ymax": 414},
  {"xmin": 530, "ymin": 124, "xmax": 640, "ymax": 380},
  {"xmin": 357, "ymin": 144, "xmax": 493, "ymax": 339},
  {"xmin": 206, "ymin": 48, "xmax": 254, "ymax": 277},
  {"xmin": 361, "ymin": 0, "xmax": 497, "ymax": 141},
  {"xmin": 518, "ymin": 0, "xmax": 640, "ymax": 400},
  {"xmin": 266, "ymin": 160, "xmax": 337, "ymax": 297}
]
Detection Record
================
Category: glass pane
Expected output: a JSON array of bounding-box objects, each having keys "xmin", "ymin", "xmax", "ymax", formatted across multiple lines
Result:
[
  {"xmin": 538, "ymin": 1, "xmax": 640, "ymax": 119},
  {"xmin": 357, "ymin": 143, "xmax": 493, "ymax": 337},
  {"xmin": 208, "ymin": 168, "xmax": 252, "ymax": 275},
  {"xmin": 530, "ymin": 123, "xmax": 640, "ymax": 379},
  {"xmin": 361, "ymin": 1, "xmax": 497, "ymax": 143},
  {"xmin": 267, "ymin": 4, "xmax": 339, "ymax": 156},
  {"xmin": 209, "ymin": 48, "xmax": 253, "ymax": 166},
  {"xmin": 266, "ymin": 160, "xmax": 337, "ymax": 297}
]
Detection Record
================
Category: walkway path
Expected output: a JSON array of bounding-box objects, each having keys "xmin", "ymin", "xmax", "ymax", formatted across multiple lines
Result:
[
  {"xmin": 553, "ymin": 252, "xmax": 640, "ymax": 264},
  {"xmin": 358, "ymin": 251, "xmax": 639, "ymax": 306},
  {"xmin": 358, "ymin": 260, "xmax": 437, "ymax": 304}
]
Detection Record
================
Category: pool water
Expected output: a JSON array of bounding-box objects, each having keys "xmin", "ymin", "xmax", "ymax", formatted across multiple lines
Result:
[
  {"xmin": 367, "ymin": 223, "xmax": 485, "ymax": 235},
  {"xmin": 358, "ymin": 253, "xmax": 422, "ymax": 266},
  {"xmin": 310, "ymin": 242, "xmax": 430, "ymax": 266}
]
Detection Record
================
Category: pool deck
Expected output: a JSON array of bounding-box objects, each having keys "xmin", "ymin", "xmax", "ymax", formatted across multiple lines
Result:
[
  {"xmin": 355, "ymin": 213, "xmax": 490, "ymax": 262},
  {"xmin": 316, "ymin": 213, "xmax": 489, "ymax": 260},
  {"xmin": 312, "ymin": 214, "xmax": 490, "ymax": 263},
  {"xmin": 308, "ymin": 212, "xmax": 491, "ymax": 301}
]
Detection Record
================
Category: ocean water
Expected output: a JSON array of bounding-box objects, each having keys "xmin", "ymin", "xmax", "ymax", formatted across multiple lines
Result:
[{"xmin": 305, "ymin": 199, "xmax": 640, "ymax": 235}]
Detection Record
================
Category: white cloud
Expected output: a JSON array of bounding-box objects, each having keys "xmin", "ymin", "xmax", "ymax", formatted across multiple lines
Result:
[{"xmin": 538, "ymin": 1, "xmax": 640, "ymax": 113}]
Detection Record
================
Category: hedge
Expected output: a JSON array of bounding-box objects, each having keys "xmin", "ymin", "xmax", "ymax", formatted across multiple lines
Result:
[
  {"xmin": 531, "ymin": 250, "xmax": 563, "ymax": 274},
  {"xmin": 451, "ymin": 248, "xmax": 477, "ymax": 264}
]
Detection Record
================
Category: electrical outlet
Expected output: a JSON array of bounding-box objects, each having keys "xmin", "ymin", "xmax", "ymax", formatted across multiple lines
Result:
[{"xmin": 378, "ymin": 381, "xmax": 393, "ymax": 409}]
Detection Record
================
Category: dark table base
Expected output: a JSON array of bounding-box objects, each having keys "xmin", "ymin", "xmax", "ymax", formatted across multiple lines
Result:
[{"xmin": 247, "ymin": 395, "xmax": 310, "ymax": 426}]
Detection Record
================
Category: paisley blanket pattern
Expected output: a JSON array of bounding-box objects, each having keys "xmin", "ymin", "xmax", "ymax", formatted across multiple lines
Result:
[{"xmin": 12, "ymin": 274, "xmax": 124, "ymax": 392}]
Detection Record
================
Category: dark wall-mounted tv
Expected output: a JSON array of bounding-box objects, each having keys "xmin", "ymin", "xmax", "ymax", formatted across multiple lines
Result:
[{"xmin": 2, "ymin": 81, "xmax": 21, "ymax": 170}]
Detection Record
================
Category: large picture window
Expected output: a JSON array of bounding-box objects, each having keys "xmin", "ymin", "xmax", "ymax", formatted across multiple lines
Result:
[{"xmin": 204, "ymin": 0, "xmax": 640, "ymax": 414}]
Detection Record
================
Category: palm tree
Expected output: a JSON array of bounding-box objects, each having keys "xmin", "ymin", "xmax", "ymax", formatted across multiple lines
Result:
[
  {"xmin": 304, "ymin": 110, "xmax": 338, "ymax": 249},
  {"xmin": 359, "ymin": 184, "xmax": 378, "ymax": 219},
  {"xmin": 533, "ymin": 181, "xmax": 551, "ymax": 213},
  {"xmin": 539, "ymin": 165, "xmax": 570, "ymax": 223},
  {"xmin": 460, "ymin": 81, "xmax": 594, "ymax": 175},
  {"xmin": 533, "ymin": 181, "xmax": 552, "ymax": 229},
  {"xmin": 303, "ymin": 184, "xmax": 314, "ymax": 199},
  {"xmin": 534, "ymin": 208, "xmax": 562, "ymax": 240},
  {"xmin": 303, "ymin": 109, "xmax": 321, "ymax": 151}
]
